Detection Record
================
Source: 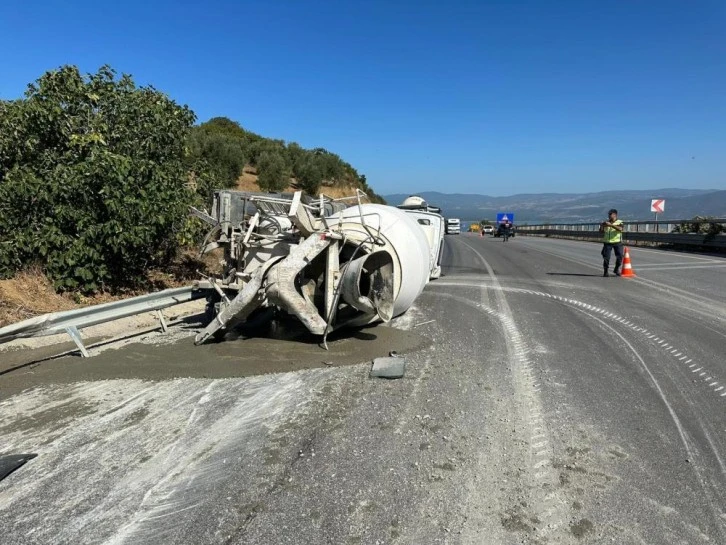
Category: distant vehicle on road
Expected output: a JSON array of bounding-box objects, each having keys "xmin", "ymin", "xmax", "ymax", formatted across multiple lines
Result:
[
  {"xmin": 481, "ymin": 225, "xmax": 494, "ymax": 234},
  {"xmin": 494, "ymin": 223, "xmax": 515, "ymax": 238},
  {"xmin": 445, "ymin": 218, "xmax": 461, "ymax": 235}
]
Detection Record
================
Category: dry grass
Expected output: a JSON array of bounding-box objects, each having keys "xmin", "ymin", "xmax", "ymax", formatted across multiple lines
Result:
[
  {"xmin": 0, "ymin": 269, "xmax": 80, "ymax": 327},
  {"xmin": 319, "ymin": 185, "xmax": 362, "ymax": 200},
  {"xmin": 235, "ymin": 166, "xmax": 298, "ymax": 193},
  {"xmin": 234, "ymin": 165, "xmax": 362, "ymax": 200},
  {"xmin": 0, "ymin": 249, "xmax": 224, "ymax": 327}
]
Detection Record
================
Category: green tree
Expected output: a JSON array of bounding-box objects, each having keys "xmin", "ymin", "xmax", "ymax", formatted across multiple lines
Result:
[
  {"xmin": 257, "ymin": 151, "xmax": 289, "ymax": 192},
  {"xmin": 286, "ymin": 142, "xmax": 307, "ymax": 177},
  {"xmin": 200, "ymin": 117, "xmax": 247, "ymax": 138},
  {"xmin": 188, "ymin": 126, "xmax": 246, "ymax": 188},
  {"xmin": 312, "ymin": 149, "xmax": 345, "ymax": 182},
  {"xmin": 0, "ymin": 65, "xmax": 197, "ymax": 291},
  {"xmin": 295, "ymin": 157, "xmax": 324, "ymax": 194}
]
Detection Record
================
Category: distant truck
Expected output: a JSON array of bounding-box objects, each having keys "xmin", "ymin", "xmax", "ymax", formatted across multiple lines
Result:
[{"xmin": 445, "ymin": 218, "xmax": 461, "ymax": 235}]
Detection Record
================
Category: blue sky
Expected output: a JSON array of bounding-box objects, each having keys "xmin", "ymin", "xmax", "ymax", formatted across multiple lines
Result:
[{"xmin": 1, "ymin": 0, "xmax": 725, "ymax": 196}]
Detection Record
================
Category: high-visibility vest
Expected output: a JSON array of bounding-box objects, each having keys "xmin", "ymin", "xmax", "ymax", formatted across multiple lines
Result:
[{"xmin": 603, "ymin": 219, "xmax": 624, "ymax": 243}]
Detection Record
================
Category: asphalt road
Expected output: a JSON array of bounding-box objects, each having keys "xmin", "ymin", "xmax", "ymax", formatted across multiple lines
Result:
[{"xmin": 1, "ymin": 234, "xmax": 725, "ymax": 544}]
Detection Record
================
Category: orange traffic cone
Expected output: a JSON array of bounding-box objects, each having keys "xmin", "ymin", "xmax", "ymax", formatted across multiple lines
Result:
[{"xmin": 620, "ymin": 247, "xmax": 636, "ymax": 277}]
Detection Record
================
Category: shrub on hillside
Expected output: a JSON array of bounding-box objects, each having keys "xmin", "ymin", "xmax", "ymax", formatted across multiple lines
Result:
[
  {"xmin": 295, "ymin": 157, "xmax": 324, "ymax": 194},
  {"xmin": 188, "ymin": 128, "xmax": 246, "ymax": 188},
  {"xmin": 0, "ymin": 65, "xmax": 199, "ymax": 292},
  {"xmin": 257, "ymin": 151, "xmax": 289, "ymax": 192},
  {"xmin": 672, "ymin": 216, "xmax": 724, "ymax": 235}
]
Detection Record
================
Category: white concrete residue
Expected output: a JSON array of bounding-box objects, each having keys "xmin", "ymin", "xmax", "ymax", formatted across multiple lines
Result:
[
  {"xmin": 0, "ymin": 371, "xmax": 323, "ymax": 545},
  {"xmin": 388, "ymin": 304, "xmax": 424, "ymax": 331}
]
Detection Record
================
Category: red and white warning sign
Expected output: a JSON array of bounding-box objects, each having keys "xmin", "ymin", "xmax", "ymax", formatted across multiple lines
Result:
[{"xmin": 650, "ymin": 199, "xmax": 665, "ymax": 213}]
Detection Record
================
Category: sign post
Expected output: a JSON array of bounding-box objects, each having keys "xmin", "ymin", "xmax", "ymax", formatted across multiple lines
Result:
[{"xmin": 650, "ymin": 199, "xmax": 665, "ymax": 232}]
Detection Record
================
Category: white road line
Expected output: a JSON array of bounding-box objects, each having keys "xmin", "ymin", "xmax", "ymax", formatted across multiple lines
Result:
[
  {"xmin": 637, "ymin": 261, "xmax": 724, "ymax": 267},
  {"xmin": 634, "ymin": 264, "xmax": 726, "ymax": 271},
  {"xmin": 627, "ymin": 246, "xmax": 723, "ymax": 262}
]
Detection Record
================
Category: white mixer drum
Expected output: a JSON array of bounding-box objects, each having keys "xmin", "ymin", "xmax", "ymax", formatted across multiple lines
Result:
[{"xmin": 329, "ymin": 204, "xmax": 431, "ymax": 316}]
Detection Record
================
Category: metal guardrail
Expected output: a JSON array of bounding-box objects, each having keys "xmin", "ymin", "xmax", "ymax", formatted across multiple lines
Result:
[
  {"xmin": 0, "ymin": 286, "xmax": 205, "ymax": 356},
  {"xmin": 517, "ymin": 219, "xmax": 726, "ymax": 250}
]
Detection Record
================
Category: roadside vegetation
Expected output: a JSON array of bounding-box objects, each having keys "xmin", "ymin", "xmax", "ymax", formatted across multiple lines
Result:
[
  {"xmin": 672, "ymin": 216, "xmax": 725, "ymax": 235},
  {"xmin": 0, "ymin": 65, "xmax": 380, "ymax": 324}
]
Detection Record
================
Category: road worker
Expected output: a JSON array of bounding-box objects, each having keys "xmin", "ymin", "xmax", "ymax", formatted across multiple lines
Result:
[{"xmin": 599, "ymin": 208, "xmax": 624, "ymax": 277}]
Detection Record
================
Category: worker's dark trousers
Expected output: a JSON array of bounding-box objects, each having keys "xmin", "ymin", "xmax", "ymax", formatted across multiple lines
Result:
[{"xmin": 601, "ymin": 242, "xmax": 623, "ymax": 272}]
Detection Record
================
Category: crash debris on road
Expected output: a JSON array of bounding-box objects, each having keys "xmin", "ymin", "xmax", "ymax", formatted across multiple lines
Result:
[
  {"xmin": 191, "ymin": 190, "xmax": 444, "ymax": 347},
  {"xmin": 370, "ymin": 353, "xmax": 407, "ymax": 379}
]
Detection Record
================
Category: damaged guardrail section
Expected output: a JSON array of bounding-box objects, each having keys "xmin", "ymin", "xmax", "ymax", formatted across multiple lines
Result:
[{"xmin": 0, "ymin": 286, "xmax": 204, "ymax": 356}]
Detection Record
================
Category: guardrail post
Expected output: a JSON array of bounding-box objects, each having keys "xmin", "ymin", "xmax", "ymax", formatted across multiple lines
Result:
[
  {"xmin": 156, "ymin": 310, "xmax": 168, "ymax": 333},
  {"xmin": 65, "ymin": 326, "xmax": 90, "ymax": 358}
]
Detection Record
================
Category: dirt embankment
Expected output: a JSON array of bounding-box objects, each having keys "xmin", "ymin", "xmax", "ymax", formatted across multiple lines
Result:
[
  {"xmin": 0, "ymin": 270, "xmax": 82, "ymax": 327},
  {"xmin": 0, "ymin": 253, "xmax": 212, "ymax": 328},
  {"xmin": 235, "ymin": 165, "xmax": 362, "ymax": 200}
]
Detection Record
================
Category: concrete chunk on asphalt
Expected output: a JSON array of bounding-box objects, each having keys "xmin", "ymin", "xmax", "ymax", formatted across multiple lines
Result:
[{"xmin": 370, "ymin": 356, "xmax": 406, "ymax": 379}]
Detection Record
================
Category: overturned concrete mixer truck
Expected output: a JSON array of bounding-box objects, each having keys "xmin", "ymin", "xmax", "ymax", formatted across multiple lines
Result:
[{"xmin": 190, "ymin": 191, "xmax": 444, "ymax": 346}]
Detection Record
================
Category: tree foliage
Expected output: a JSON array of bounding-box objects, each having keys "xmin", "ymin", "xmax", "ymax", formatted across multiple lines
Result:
[
  {"xmin": 0, "ymin": 67, "xmax": 383, "ymax": 295},
  {"xmin": 187, "ymin": 127, "xmax": 246, "ymax": 189},
  {"xmin": 0, "ymin": 65, "xmax": 198, "ymax": 291},
  {"xmin": 188, "ymin": 116, "xmax": 384, "ymax": 201},
  {"xmin": 295, "ymin": 157, "xmax": 324, "ymax": 194},
  {"xmin": 256, "ymin": 151, "xmax": 289, "ymax": 192},
  {"xmin": 672, "ymin": 216, "xmax": 724, "ymax": 235}
]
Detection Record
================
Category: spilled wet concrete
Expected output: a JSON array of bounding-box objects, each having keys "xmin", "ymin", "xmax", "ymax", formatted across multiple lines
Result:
[{"xmin": 0, "ymin": 319, "xmax": 427, "ymax": 394}]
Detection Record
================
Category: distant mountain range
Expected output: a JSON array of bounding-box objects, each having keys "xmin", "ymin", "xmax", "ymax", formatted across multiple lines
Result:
[{"xmin": 383, "ymin": 189, "xmax": 726, "ymax": 223}]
